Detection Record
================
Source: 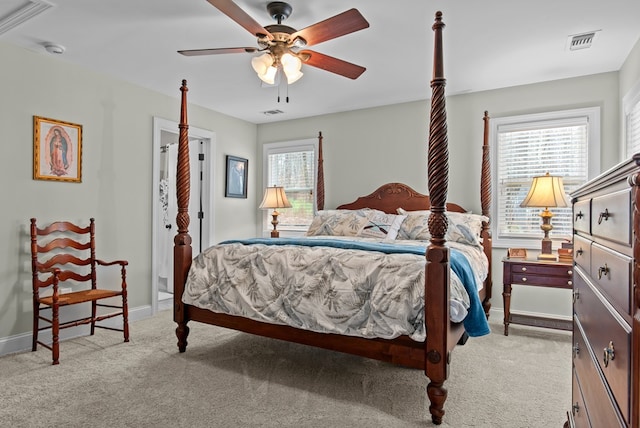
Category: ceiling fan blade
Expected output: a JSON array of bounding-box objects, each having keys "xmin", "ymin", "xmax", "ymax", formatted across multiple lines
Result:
[
  {"xmin": 206, "ymin": 0, "xmax": 273, "ymax": 40},
  {"xmin": 299, "ymin": 50, "xmax": 366, "ymax": 80},
  {"xmin": 178, "ymin": 47, "xmax": 258, "ymax": 56},
  {"xmin": 292, "ymin": 9, "xmax": 369, "ymax": 47}
]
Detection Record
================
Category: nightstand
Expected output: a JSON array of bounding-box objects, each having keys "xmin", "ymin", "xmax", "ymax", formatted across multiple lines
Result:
[{"xmin": 502, "ymin": 257, "xmax": 573, "ymax": 336}]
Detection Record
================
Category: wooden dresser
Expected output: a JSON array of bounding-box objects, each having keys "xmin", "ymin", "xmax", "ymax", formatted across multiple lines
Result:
[{"xmin": 567, "ymin": 154, "xmax": 640, "ymax": 427}]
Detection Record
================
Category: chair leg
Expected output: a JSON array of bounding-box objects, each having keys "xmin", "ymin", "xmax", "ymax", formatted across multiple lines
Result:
[
  {"xmin": 91, "ymin": 300, "xmax": 96, "ymax": 336},
  {"xmin": 32, "ymin": 302, "xmax": 39, "ymax": 352},
  {"xmin": 122, "ymin": 290, "xmax": 129, "ymax": 342},
  {"xmin": 52, "ymin": 303, "xmax": 60, "ymax": 365}
]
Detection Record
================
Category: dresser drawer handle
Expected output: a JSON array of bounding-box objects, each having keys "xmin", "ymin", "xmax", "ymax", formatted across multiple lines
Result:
[
  {"xmin": 576, "ymin": 248, "xmax": 584, "ymax": 256},
  {"xmin": 575, "ymin": 211, "xmax": 584, "ymax": 221},
  {"xmin": 603, "ymin": 341, "xmax": 615, "ymax": 367},
  {"xmin": 572, "ymin": 342, "xmax": 580, "ymax": 358},
  {"xmin": 597, "ymin": 208, "xmax": 610, "ymax": 224},
  {"xmin": 572, "ymin": 402, "xmax": 580, "ymax": 415},
  {"xmin": 573, "ymin": 290, "xmax": 579, "ymax": 303},
  {"xmin": 598, "ymin": 264, "xmax": 610, "ymax": 280}
]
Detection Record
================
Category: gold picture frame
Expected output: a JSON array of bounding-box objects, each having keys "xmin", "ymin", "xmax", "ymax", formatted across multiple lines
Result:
[
  {"xmin": 507, "ymin": 248, "xmax": 528, "ymax": 259},
  {"xmin": 33, "ymin": 116, "xmax": 82, "ymax": 182}
]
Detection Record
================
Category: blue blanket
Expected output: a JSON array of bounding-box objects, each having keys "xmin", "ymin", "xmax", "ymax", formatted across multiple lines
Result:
[{"xmin": 221, "ymin": 238, "xmax": 490, "ymax": 337}]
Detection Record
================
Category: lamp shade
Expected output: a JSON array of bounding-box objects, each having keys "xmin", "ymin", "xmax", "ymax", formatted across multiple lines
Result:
[
  {"xmin": 259, "ymin": 186, "xmax": 292, "ymax": 209},
  {"xmin": 520, "ymin": 172, "xmax": 570, "ymax": 208}
]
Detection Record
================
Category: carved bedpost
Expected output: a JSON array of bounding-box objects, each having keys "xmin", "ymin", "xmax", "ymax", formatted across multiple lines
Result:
[
  {"xmin": 317, "ymin": 131, "xmax": 325, "ymax": 211},
  {"xmin": 174, "ymin": 79, "xmax": 192, "ymax": 352},
  {"xmin": 480, "ymin": 111, "xmax": 492, "ymax": 316},
  {"xmin": 425, "ymin": 11, "xmax": 449, "ymax": 426}
]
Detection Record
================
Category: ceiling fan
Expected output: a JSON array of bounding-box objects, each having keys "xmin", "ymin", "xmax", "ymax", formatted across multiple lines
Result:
[{"xmin": 178, "ymin": 1, "xmax": 370, "ymax": 85}]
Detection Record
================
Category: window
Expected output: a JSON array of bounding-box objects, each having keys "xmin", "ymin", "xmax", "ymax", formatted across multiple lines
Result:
[
  {"xmin": 492, "ymin": 107, "xmax": 600, "ymax": 248},
  {"xmin": 263, "ymin": 139, "xmax": 317, "ymax": 233},
  {"xmin": 624, "ymin": 80, "xmax": 640, "ymax": 158}
]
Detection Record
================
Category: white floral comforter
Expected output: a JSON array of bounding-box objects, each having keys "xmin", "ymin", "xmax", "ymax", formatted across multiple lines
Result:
[{"xmin": 182, "ymin": 237, "xmax": 489, "ymax": 341}]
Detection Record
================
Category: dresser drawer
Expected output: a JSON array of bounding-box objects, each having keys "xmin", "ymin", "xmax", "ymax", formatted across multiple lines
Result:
[
  {"xmin": 591, "ymin": 189, "xmax": 631, "ymax": 247},
  {"xmin": 573, "ymin": 235, "xmax": 591, "ymax": 273},
  {"xmin": 573, "ymin": 199, "xmax": 591, "ymax": 235},
  {"xmin": 590, "ymin": 243, "xmax": 632, "ymax": 317},
  {"xmin": 573, "ymin": 318, "xmax": 626, "ymax": 427},
  {"xmin": 574, "ymin": 270, "xmax": 631, "ymax": 424},
  {"xmin": 570, "ymin": 370, "xmax": 591, "ymax": 428}
]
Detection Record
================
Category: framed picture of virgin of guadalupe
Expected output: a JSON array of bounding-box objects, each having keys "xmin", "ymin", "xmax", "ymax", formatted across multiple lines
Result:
[{"xmin": 33, "ymin": 116, "xmax": 82, "ymax": 183}]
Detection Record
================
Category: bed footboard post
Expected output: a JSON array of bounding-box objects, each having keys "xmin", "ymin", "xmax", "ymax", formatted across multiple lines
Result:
[
  {"xmin": 481, "ymin": 111, "xmax": 492, "ymax": 317},
  {"xmin": 425, "ymin": 11, "xmax": 449, "ymax": 426},
  {"xmin": 174, "ymin": 79, "xmax": 192, "ymax": 352}
]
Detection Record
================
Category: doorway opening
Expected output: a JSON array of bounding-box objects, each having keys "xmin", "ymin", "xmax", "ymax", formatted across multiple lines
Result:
[{"xmin": 152, "ymin": 117, "xmax": 215, "ymax": 313}]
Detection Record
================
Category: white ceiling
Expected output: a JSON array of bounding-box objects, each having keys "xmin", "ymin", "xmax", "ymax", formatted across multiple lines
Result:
[{"xmin": 3, "ymin": 0, "xmax": 640, "ymax": 124}]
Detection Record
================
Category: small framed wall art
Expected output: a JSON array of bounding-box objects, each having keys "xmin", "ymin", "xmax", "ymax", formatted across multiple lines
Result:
[
  {"xmin": 225, "ymin": 155, "xmax": 248, "ymax": 198},
  {"xmin": 507, "ymin": 248, "xmax": 528, "ymax": 259},
  {"xmin": 33, "ymin": 116, "xmax": 83, "ymax": 182}
]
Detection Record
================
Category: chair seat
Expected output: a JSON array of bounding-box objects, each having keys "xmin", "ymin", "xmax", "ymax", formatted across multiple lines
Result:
[{"xmin": 39, "ymin": 289, "xmax": 122, "ymax": 306}]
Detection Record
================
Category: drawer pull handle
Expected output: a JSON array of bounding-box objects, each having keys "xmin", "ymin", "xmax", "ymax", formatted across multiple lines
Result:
[
  {"xmin": 603, "ymin": 341, "xmax": 615, "ymax": 367},
  {"xmin": 521, "ymin": 267, "xmax": 527, "ymax": 272},
  {"xmin": 598, "ymin": 264, "xmax": 610, "ymax": 280},
  {"xmin": 575, "ymin": 211, "xmax": 584, "ymax": 221},
  {"xmin": 572, "ymin": 402, "xmax": 580, "ymax": 415},
  {"xmin": 573, "ymin": 290, "xmax": 580, "ymax": 303},
  {"xmin": 597, "ymin": 208, "xmax": 610, "ymax": 224},
  {"xmin": 576, "ymin": 248, "xmax": 583, "ymax": 256},
  {"xmin": 567, "ymin": 270, "xmax": 573, "ymax": 275},
  {"xmin": 521, "ymin": 277, "xmax": 527, "ymax": 282},
  {"xmin": 567, "ymin": 280, "xmax": 572, "ymax": 286},
  {"xmin": 572, "ymin": 343, "xmax": 580, "ymax": 358}
]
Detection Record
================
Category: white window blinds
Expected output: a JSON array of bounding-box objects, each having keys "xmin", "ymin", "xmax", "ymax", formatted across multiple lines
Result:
[
  {"xmin": 264, "ymin": 140, "xmax": 317, "ymax": 230},
  {"xmin": 494, "ymin": 108, "xmax": 598, "ymax": 247},
  {"xmin": 626, "ymin": 97, "xmax": 640, "ymax": 157}
]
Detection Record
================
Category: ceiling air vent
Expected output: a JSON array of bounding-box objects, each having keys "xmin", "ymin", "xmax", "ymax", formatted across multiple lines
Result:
[
  {"xmin": 0, "ymin": 0, "xmax": 54, "ymax": 35},
  {"xmin": 568, "ymin": 31, "xmax": 597, "ymax": 51},
  {"xmin": 262, "ymin": 109, "xmax": 284, "ymax": 116}
]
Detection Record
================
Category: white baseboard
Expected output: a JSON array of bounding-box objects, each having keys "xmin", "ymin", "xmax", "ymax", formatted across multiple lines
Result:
[{"xmin": 0, "ymin": 305, "xmax": 153, "ymax": 358}]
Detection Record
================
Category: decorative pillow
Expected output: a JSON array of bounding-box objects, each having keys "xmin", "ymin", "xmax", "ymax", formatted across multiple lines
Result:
[
  {"xmin": 306, "ymin": 209, "xmax": 371, "ymax": 237},
  {"xmin": 397, "ymin": 209, "xmax": 488, "ymax": 247},
  {"xmin": 358, "ymin": 212, "xmax": 406, "ymax": 240}
]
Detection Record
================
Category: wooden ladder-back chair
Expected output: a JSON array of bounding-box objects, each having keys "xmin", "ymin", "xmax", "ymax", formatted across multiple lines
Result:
[{"xmin": 30, "ymin": 218, "xmax": 129, "ymax": 365}]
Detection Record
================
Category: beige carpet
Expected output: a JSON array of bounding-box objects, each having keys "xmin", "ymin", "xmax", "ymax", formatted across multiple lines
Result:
[{"xmin": 0, "ymin": 310, "xmax": 571, "ymax": 427}]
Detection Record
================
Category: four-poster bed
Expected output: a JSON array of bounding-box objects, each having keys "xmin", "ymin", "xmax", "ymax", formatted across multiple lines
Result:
[{"xmin": 173, "ymin": 12, "xmax": 492, "ymax": 425}]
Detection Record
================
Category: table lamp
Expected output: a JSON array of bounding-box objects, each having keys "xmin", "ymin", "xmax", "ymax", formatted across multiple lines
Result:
[
  {"xmin": 520, "ymin": 172, "xmax": 570, "ymax": 261},
  {"xmin": 259, "ymin": 186, "xmax": 292, "ymax": 238}
]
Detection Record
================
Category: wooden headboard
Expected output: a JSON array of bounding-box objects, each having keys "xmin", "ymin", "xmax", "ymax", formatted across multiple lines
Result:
[{"xmin": 336, "ymin": 182, "xmax": 467, "ymax": 214}]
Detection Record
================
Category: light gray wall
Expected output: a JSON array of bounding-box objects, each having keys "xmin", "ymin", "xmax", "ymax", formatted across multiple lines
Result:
[{"xmin": 0, "ymin": 42, "xmax": 257, "ymax": 344}]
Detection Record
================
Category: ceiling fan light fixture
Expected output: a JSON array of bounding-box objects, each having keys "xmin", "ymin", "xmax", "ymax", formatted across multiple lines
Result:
[
  {"xmin": 259, "ymin": 65, "xmax": 278, "ymax": 85},
  {"xmin": 281, "ymin": 52, "xmax": 303, "ymax": 83},
  {"xmin": 251, "ymin": 52, "xmax": 273, "ymax": 74}
]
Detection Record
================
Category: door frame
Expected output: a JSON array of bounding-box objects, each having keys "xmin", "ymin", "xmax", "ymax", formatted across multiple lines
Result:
[{"xmin": 151, "ymin": 117, "xmax": 215, "ymax": 314}]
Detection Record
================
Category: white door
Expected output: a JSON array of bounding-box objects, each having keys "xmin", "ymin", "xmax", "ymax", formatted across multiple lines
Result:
[{"xmin": 152, "ymin": 117, "xmax": 215, "ymax": 313}]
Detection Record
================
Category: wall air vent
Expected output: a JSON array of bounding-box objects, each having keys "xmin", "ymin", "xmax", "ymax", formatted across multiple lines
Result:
[
  {"xmin": 568, "ymin": 31, "xmax": 598, "ymax": 51},
  {"xmin": 262, "ymin": 109, "xmax": 284, "ymax": 116},
  {"xmin": 0, "ymin": 0, "xmax": 54, "ymax": 35}
]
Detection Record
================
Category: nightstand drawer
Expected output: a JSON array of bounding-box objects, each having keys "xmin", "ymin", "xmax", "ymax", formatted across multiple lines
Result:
[
  {"xmin": 511, "ymin": 273, "xmax": 572, "ymax": 287},
  {"xmin": 590, "ymin": 243, "xmax": 632, "ymax": 317},
  {"xmin": 573, "ymin": 235, "xmax": 591, "ymax": 272},
  {"xmin": 509, "ymin": 262, "xmax": 572, "ymax": 277},
  {"xmin": 573, "ymin": 318, "xmax": 626, "ymax": 427},
  {"xmin": 591, "ymin": 189, "xmax": 631, "ymax": 247},
  {"xmin": 574, "ymin": 270, "xmax": 631, "ymax": 423},
  {"xmin": 573, "ymin": 199, "xmax": 591, "ymax": 235}
]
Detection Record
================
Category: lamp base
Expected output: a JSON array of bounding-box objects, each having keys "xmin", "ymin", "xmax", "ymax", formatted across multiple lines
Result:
[
  {"xmin": 537, "ymin": 253, "xmax": 559, "ymax": 261},
  {"xmin": 270, "ymin": 230, "xmax": 280, "ymax": 238}
]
